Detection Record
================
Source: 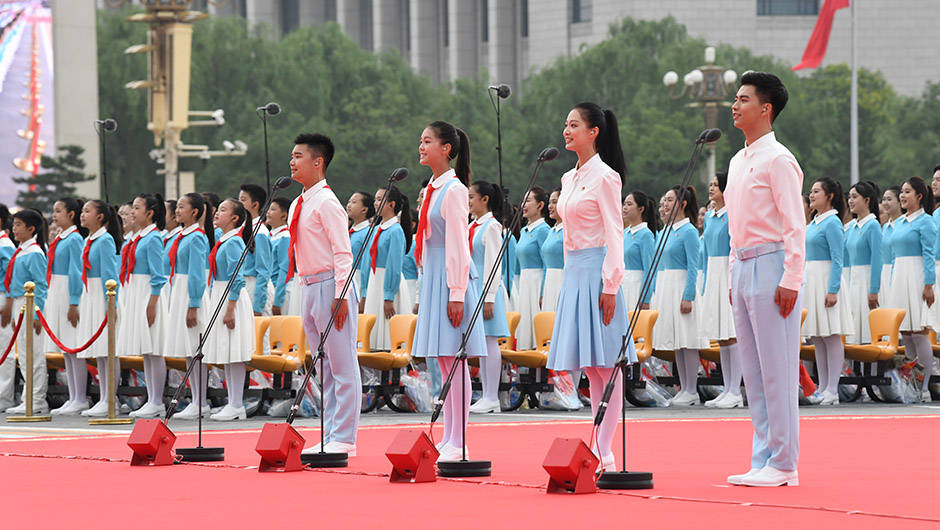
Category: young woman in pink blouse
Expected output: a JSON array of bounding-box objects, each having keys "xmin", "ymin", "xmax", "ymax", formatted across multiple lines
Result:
[{"xmin": 547, "ymin": 102, "xmax": 635, "ymax": 473}]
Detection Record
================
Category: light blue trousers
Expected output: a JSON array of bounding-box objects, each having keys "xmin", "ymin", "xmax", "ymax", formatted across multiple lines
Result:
[
  {"xmin": 301, "ymin": 273, "xmax": 361, "ymax": 445},
  {"xmin": 731, "ymin": 249, "xmax": 801, "ymax": 472}
]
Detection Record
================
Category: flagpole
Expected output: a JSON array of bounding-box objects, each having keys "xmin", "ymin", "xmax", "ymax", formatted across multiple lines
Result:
[{"xmin": 850, "ymin": 0, "xmax": 859, "ymax": 185}]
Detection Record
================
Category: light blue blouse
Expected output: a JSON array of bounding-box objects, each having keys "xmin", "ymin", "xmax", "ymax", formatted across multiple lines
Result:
[
  {"xmin": 805, "ymin": 210, "xmax": 845, "ymax": 294},
  {"xmin": 845, "ymin": 214, "xmax": 882, "ymax": 293},
  {"xmin": 655, "ymin": 219, "xmax": 699, "ymax": 302},
  {"xmin": 624, "ymin": 223, "xmax": 656, "ymax": 305},
  {"xmin": 890, "ymin": 209, "xmax": 936, "ymax": 285},
  {"xmin": 49, "ymin": 228, "xmax": 84, "ymax": 305},
  {"xmin": 541, "ymin": 225, "xmax": 565, "ymax": 270},
  {"xmin": 362, "ymin": 219, "xmax": 406, "ymax": 302}
]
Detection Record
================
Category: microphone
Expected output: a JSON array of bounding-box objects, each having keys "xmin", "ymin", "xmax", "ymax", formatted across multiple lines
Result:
[
  {"xmin": 696, "ymin": 128, "xmax": 722, "ymax": 144},
  {"xmin": 389, "ymin": 167, "xmax": 409, "ymax": 182},
  {"xmin": 96, "ymin": 118, "xmax": 118, "ymax": 132},
  {"xmin": 538, "ymin": 147, "xmax": 559, "ymax": 162},
  {"xmin": 488, "ymin": 84, "xmax": 511, "ymax": 99},
  {"xmin": 274, "ymin": 176, "xmax": 292, "ymax": 189},
  {"xmin": 257, "ymin": 102, "xmax": 281, "ymax": 115}
]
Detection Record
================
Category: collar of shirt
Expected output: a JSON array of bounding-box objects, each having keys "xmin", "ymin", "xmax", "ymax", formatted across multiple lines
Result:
[
  {"xmin": 844, "ymin": 219, "xmax": 856, "ymax": 230},
  {"xmin": 856, "ymin": 213, "xmax": 876, "ymax": 228},
  {"xmin": 524, "ymin": 218, "xmax": 546, "ymax": 232},
  {"xmin": 574, "ymin": 153, "xmax": 602, "ymax": 177},
  {"xmin": 57, "ymin": 225, "xmax": 77, "ymax": 240},
  {"xmin": 87, "ymin": 226, "xmax": 107, "ymax": 242},
  {"xmin": 473, "ymin": 212, "xmax": 493, "ymax": 226},
  {"xmin": 813, "ymin": 209, "xmax": 838, "ymax": 224},
  {"xmin": 350, "ymin": 220, "xmax": 370, "ymax": 232},
  {"xmin": 629, "ymin": 222, "xmax": 648, "ymax": 234},
  {"xmin": 430, "ymin": 169, "xmax": 457, "ymax": 190},
  {"xmin": 219, "ymin": 228, "xmax": 240, "ymax": 243},
  {"xmin": 711, "ymin": 206, "xmax": 727, "ymax": 218},
  {"xmin": 552, "ymin": 222, "xmax": 563, "ymax": 232},
  {"xmin": 253, "ymin": 216, "xmax": 264, "ymax": 227},
  {"xmin": 378, "ymin": 216, "xmax": 399, "ymax": 230},
  {"xmin": 181, "ymin": 223, "xmax": 201, "ymax": 236},
  {"xmin": 905, "ymin": 208, "xmax": 925, "ymax": 222},
  {"xmin": 166, "ymin": 226, "xmax": 182, "ymax": 239},
  {"xmin": 672, "ymin": 217, "xmax": 691, "ymax": 230},
  {"xmin": 19, "ymin": 236, "xmax": 39, "ymax": 252},
  {"xmin": 885, "ymin": 218, "xmax": 896, "ymax": 228},
  {"xmin": 137, "ymin": 224, "xmax": 157, "ymax": 238},
  {"xmin": 742, "ymin": 131, "xmax": 777, "ymax": 159},
  {"xmin": 270, "ymin": 225, "xmax": 288, "ymax": 237},
  {"xmin": 302, "ymin": 179, "xmax": 331, "ymax": 202}
]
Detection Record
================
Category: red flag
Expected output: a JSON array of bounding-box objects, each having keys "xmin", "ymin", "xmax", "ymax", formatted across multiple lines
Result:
[{"xmin": 792, "ymin": 0, "xmax": 850, "ymax": 71}]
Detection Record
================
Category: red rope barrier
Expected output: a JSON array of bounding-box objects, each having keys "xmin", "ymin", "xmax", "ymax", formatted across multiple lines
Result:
[
  {"xmin": 36, "ymin": 310, "xmax": 107, "ymax": 355},
  {"xmin": 0, "ymin": 312, "xmax": 25, "ymax": 365}
]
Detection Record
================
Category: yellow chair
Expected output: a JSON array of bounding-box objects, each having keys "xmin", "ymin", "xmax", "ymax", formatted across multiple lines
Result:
[
  {"xmin": 250, "ymin": 316, "xmax": 304, "ymax": 374},
  {"xmin": 498, "ymin": 312, "xmax": 522, "ymax": 352},
  {"xmin": 358, "ymin": 314, "xmax": 415, "ymax": 371},
  {"xmin": 628, "ymin": 310, "xmax": 658, "ymax": 363},
  {"xmin": 501, "ymin": 312, "xmax": 554, "ymax": 368},
  {"xmin": 844, "ymin": 308, "xmax": 906, "ymax": 363},
  {"xmin": 357, "ymin": 314, "xmax": 377, "ymax": 354}
]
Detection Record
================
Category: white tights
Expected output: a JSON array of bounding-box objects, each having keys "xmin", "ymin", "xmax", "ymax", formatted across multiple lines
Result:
[
  {"xmin": 584, "ymin": 367, "xmax": 622, "ymax": 459},
  {"xmin": 94, "ymin": 356, "xmax": 121, "ymax": 404},
  {"xmin": 223, "ymin": 362, "xmax": 246, "ymax": 408},
  {"xmin": 437, "ymin": 356, "xmax": 470, "ymax": 449},
  {"xmin": 811, "ymin": 334, "xmax": 844, "ymax": 394},
  {"xmin": 719, "ymin": 343, "xmax": 742, "ymax": 397},
  {"xmin": 142, "ymin": 354, "xmax": 166, "ymax": 407},
  {"xmin": 901, "ymin": 333, "xmax": 933, "ymax": 392},
  {"xmin": 478, "ymin": 337, "xmax": 502, "ymax": 402},
  {"xmin": 674, "ymin": 348, "xmax": 700, "ymax": 395},
  {"xmin": 64, "ymin": 354, "xmax": 87, "ymax": 404}
]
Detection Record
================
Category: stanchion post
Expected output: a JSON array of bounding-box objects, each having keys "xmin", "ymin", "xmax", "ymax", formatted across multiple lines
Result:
[
  {"xmin": 8, "ymin": 282, "xmax": 50, "ymax": 422},
  {"xmin": 90, "ymin": 280, "xmax": 133, "ymax": 425}
]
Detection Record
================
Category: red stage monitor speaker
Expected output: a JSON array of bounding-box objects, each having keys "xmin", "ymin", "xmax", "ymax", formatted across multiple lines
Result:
[
  {"xmin": 127, "ymin": 419, "xmax": 176, "ymax": 466},
  {"xmin": 256, "ymin": 423, "xmax": 305, "ymax": 472},
  {"xmin": 542, "ymin": 437, "xmax": 599, "ymax": 494},
  {"xmin": 386, "ymin": 430, "xmax": 439, "ymax": 483}
]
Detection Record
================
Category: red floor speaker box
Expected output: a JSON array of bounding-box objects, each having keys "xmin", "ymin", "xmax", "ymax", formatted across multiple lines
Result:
[
  {"xmin": 542, "ymin": 437, "xmax": 599, "ymax": 494},
  {"xmin": 127, "ymin": 419, "xmax": 176, "ymax": 466},
  {"xmin": 386, "ymin": 430, "xmax": 439, "ymax": 483},
  {"xmin": 256, "ymin": 423, "xmax": 305, "ymax": 472}
]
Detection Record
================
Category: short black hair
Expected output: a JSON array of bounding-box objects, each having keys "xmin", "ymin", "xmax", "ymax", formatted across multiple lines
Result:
[
  {"xmin": 294, "ymin": 133, "xmax": 335, "ymax": 170},
  {"xmin": 740, "ymin": 71, "xmax": 788, "ymax": 122},
  {"xmin": 240, "ymin": 183, "xmax": 266, "ymax": 208},
  {"xmin": 933, "ymin": 164, "xmax": 940, "ymax": 174}
]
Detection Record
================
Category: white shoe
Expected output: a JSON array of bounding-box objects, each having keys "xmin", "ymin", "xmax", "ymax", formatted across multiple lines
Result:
[
  {"xmin": 819, "ymin": 391, "xmax": 839, "ymax": 406},
  {"xmin": 436, "ymin": 444, "xmax": 468, "ymax": 462},
  {"xmin": 434, "ymin": 440, "xmax": 447, "ymax": 452},
  {"xmin": 302, "ymin": 442, "xmax": 325, "ymax": 455},
  {"xmin": 209, "ymin": 405, "xmax": 246, "ymax": 421},
  {"xmin": 669, "ymin": 391, "xmax": 698, "ymax": 406},
  {"xmin": 703, "ymin": 392, "xmax": 728, "ymax": 408},
  {"xmin": 714, "ymin": 393, "xmax": 744, "ymax": 409},
  {"xmin": 727, "ymin": 468, "xmax": 762, "ymax": 485},
  {"xmin": 597, "ymin": 453, "xmax": 616, "ymax": 474},
  {"xmin": 81, "ymin": 400, "xmax": 111, "ymax": 417},
  {"xmin": 173, "ymin": 402, "xmax": 210, "ymax": 420},
  {"xmin": 130, "ymin": 402, "xmax": 166, "ymax": 418},
  {"xmin": 922, "ymin": 390, "xmax": 932, "ymax": 403},
  {"xmin": 468, "ymin": 398, "xmax": 500, "ymax": 414},
  {"xmin": 65, "ymin": 400, "xmax": 90, "ymax": 415},
  {"xmin": 324, "ymin": 441, "xmax": 357, "ymax": 457},
  {"xmin": 740, "ymin": 466, "xmax": 799, "ymax": 487},
  {"xmin": 5, "ymin": 402, "xmax": 26, "ymax": 414},
  {"xmin": 6, "ymin": 402, "xmax": 49, "ymax": 415},
  {"xmin": 50, "ymin": 401, "xmax": 73, "ymax": 416}
]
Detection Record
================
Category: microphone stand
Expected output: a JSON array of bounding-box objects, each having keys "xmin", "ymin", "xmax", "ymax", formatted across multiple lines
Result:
[
  {"xmin": 164, "ymin": 176, "xmax": 293, "ymax": 462},
  {"xmin": 433, "ymin": 147, "xmax": 558, "ymax": 478},
  {"xmin": 94, "ymin": 119, "xmax": 116, "ymax": 204},
  {"xmin": 594, "ymin": 130, "xmax": 719, "ymax": 489},
  {"xmin": 488, "ymin": 87, "xmax": 512, "ymax": 299},
  {"xmin": 256, "ymin": 104, "xmax": 279, "ymax": 191},
  {"xmin": 288, "ymin": 167, "xmax": 408, "ymax": 468}
]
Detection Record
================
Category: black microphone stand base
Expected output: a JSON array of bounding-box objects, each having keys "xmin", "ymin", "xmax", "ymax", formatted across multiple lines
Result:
[
  {"xmin": 596, "ymin": 470, "xmax": 654, "ymax": 490},
  {"xmin": 437, "ymin": 459, "xmax": 492, "ymax": 478},
  {"xmin": 176, "ymin": 446, "xmax": 225, "ymax": 463},
  {"xmin": 300, "ymin": 452, "xmax": 349, "ymax": 468}
]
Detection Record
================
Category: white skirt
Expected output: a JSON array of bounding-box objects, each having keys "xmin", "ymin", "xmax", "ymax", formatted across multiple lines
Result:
[
  {"xmin": 879, "ymin": 264, "xmax": 892, "ymax": 308},
  {"xmin": 283, "ymin": 277, "xmax": 303, "ymax": 316},
  {"xmin": 885, "ymin": 257, "xmax": 932, "ymax": 332},
  {"xmin": 163, "ymin": 274, "xmax": 208, "ymax": 358},
  {"xmin": 846, "ymin": 265, "xmax": 873, "ymax": 344},
  {"xmin": 515, "ymin": 268, "xmax": 544, "ymax": 350},
  {"xmin": 699, "ymin": 256, "xmax": 735, "ymax": 341},
  {"xmin": 541, "ymin": 268, "xmax": 564, "ymax": 313},
  {"xmin": 403, "ymin": 279, "xmax": 418, "ymax": 314},
  {"xmin": 363, "ymin": 267, "xmax": 413, "ymax": 351},
  {"xmin": 44, "ymin": 274, "xmax": 79, "ymax": 353},
  {"xmin": 202, "ymin": 283, "xmax": 255, "ymax": 364},
  {"xmin": 76, "ymin": 278, "xmax": 111, "ymax": 359},
  {"xmin": 245, "ymin": 276, "xmax": 274, "ymax": 316},
  {"xmin": 621, "ymin": 269, "xmax": 644, "ymax": 312},
  {"xmin": 116, "ymin": 274, "xmax": 167, "ymax": 356},
  {"xmin": 650, "ymin": 269, "xmax": 707, "ymax": 350},
  {"xmin": 801, "ymin": 260, "xmax": 854, "ymax": 338}
]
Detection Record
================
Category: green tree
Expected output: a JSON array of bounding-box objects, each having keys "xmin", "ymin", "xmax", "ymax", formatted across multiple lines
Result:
[{"xmin": 12, "ymin": 145, "xmax": 94, "ymax": 213}]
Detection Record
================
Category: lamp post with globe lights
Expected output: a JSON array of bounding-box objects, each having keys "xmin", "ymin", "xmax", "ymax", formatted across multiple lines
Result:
[{"xmin": 663, "ymin": 46, "xmax": 737, "ymax": 183}]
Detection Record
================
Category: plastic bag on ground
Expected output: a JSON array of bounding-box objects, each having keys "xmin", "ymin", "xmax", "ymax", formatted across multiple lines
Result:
[
  {"xmin": 401, "ymin": 369, "xmax": 432, "ymax": 413},
  {"xmin": 539, "ymin": 370, "xmax": 582, "ymax": 411}
]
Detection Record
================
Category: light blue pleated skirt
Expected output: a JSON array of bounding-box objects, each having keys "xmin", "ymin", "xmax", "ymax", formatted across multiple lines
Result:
[
  {"xmin": 547, "ymin": 247, "xmax": 635, "ymax": 371},
  {"xmin": 473, "ymin": 272, "xmax": 510, "ymax": 337},
  {"xmin": 413, "ymin": 245, "xmax": 488, "ymax": 358}
]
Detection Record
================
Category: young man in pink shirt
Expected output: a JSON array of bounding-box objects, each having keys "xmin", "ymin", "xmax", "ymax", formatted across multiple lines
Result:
[
  {"xmin": 287, "ymin": 133, "xmax": 360, "ymax": 456},
  {"xmin": 724, "ymin": 72, "xmax": 805, "ymax": 487}
]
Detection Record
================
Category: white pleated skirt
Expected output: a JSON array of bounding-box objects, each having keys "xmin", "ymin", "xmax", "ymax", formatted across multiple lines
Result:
[
  {"xmin": 879, "ymin": 264, "xmax": 892, "ymax": 307},
  {"xmin": 363, "ymin": 267, "xmax": 413, "ymax": 351},
  {"xmin": 801, "ymin": 260, "xmax": 854, "ymax": 338},
  {"xmin": 650, "ymin": 269, "xmax": 707, "ymax": 350},
  {"xmin": 163, "ymin": 274, "xmax": 208, "ymax": 358},
  {"xmin": 44, "ymin": 274, "xmax": 78, "ymax": 353},
  {"xmin": 116, "ymin": 274, "xmax": 167, "ymax": 356},
  {"xmin": 202, "ymin": 283, "xmax": 254, "ymax": 364},
  {"xmin": 403, "ymin": 279, "xmax": 418, "ymax": 314},
  {"xmin": 621, "ymin": 269, "xmax": 644, "ymax": 312},
  {"xmin": 283, "ymin": 277, "xmax": 303, "ymax": 316},
  {"xmin": 846, "ymin": 265, "xmax": 873, "ymax": 344},
  {"xmin": 541, "ymin": 268, "xmax": 564, "ymax": 313},
  {"xmin": 700, "ymin": 256, "xmax": 736, "ymax": 341},
  {"xmin": 515, "ymin": 268, "xmax": 544, "ymax": 350},
  {"xmin": 885, "ymin": 257, "xmax": 932, "ymax": 332},
  {"xmin": 245, "ymin": 276, "xmax": 274, "ymax": 316},
  {"xmin": 76, "ymin": 278, "xmax": 110, "ymax": 359}
]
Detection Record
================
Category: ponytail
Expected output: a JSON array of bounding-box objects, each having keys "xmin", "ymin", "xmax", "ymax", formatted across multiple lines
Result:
[
  {"xmin": 224, "ymin": 198, "xmax": 254, "ymax": 253},
  {"xmin": 183, "ymin": 192, "xmax": 215, "ymax": 248},
  {"xmin": 137, "ymin": 193, "xmax": 167, "ymax": 231},
  {"xmin": 472, "ymin": 181, "xmax": 504, "ymax": 222},
  {"xmin": 631, "ymin": 190, "xmax": 662, "ymax": 234},
  {"xmin": 12, "ymin": 208, "xmax": 48, "ymax": 252},
  {"xmin": 573, "ymin": 103, "xmax": 627, "ymax": 182},
  {"xmin": 668, "ymin": 185, "xmax": 699, "ymax": 225},
  {"xmin": 528, "ymin": 186, "xmax": 552, "ymax": 225},
  {"xmin": 385, "ymin": 185, "xmax": 413, "ymax": 253},
  {"xmin": 428, "ymin": 121, "xmax": 472, "ymax": 185},
  {"xmin": 814, "ymin": 177, "xmax": 847, "ymax": 220},
  {"xmin": 58, "ymin": 197, "xmax": 88, "ymax": 237},
  {"xmin": 88, "ymin": 199, "xmax": 123, "ymax": 252}
]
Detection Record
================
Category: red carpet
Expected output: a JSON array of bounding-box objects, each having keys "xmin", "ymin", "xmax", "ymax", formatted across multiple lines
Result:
[{"xmin": 2, "ymin": 415, "xmax": 939, "ymax": 528}]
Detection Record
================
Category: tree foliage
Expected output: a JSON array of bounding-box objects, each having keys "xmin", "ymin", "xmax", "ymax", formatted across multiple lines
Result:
[{"xmin": 13, "ymin": 145, "xmax": 94, "ymax": 212}]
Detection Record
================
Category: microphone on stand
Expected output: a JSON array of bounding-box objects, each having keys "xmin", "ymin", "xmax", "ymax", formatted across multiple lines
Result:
[
  {"xmin": 256, "ymin": 102, "xmax": 281, "ymax": 115},
  {"xmin": 256, "ymin": 102, "xmax": 282, "ymax": 191},
  {"xmin": 95, "ymin": 118, "xmax": 118, "ymax": 132},
  {"xmin": 488, "ymin": 84, "xmax": 511, "ymax": 99}
]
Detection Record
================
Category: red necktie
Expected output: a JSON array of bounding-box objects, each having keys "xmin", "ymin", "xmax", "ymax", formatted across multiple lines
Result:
[
  {"xmin": 46, "ymin": 235, "xmax": 61, "ymax": 284},
  {"xmin": 81, "ymin": 238, "xmax": 93, "ymax": 287},
  {"xmin": 414, "ymin": 185, "xmax": 435, "ymax": 265},
  {"xmin": 286, "ymin": 195, "xmax": 304, "ymax": 283},
  {"xmin": 168, "ymin": 228, "xmax": 204, "ymax": 282},
  {"xmin": 4, "ymin": 247, "xmax": 22, "ymax": 293},
  {"xmin": 468, "ymin": 222, "xmax": 479, "ymax": 255},
  {"xmin": 120, "ymin": 236, "xmax": 141, "ymax": 285},
  {"xmin": 207, "ymin": 239, "xmax": 223, "ymax": 287},
  {"xmin": 369, "ymin": 227, "xmax": 384, "ymax": 273},
  {"xmin": 349, "ymin": 227, "xmax": 354, "ymax": 235}
]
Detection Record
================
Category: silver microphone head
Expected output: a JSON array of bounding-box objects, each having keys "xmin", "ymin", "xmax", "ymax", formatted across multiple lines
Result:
[{"xmin": 102, "ymin": 118, "xmax": 118, "ymax": 132}]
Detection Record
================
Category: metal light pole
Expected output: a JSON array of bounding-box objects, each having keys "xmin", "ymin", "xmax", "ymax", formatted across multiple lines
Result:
[{"xmin": 663, "ymin": 46, "xmax": 738, "ymax": 183}]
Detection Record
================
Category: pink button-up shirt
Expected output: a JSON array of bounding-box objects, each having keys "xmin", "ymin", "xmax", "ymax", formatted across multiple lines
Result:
[
  {"xmin": 288, "ymin": 179, "xmax": 353, "ymax": 298},
  {"xmin": 725, "ymin": 131, "xmax": 805, "ymax": 291},
  {"xmin": 417, "ymin": 169, "xmax": 471, "ymax": 302},
  {"xmin": 556, "ymin": 153, "xmax": 625, "ymax": 294}
]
